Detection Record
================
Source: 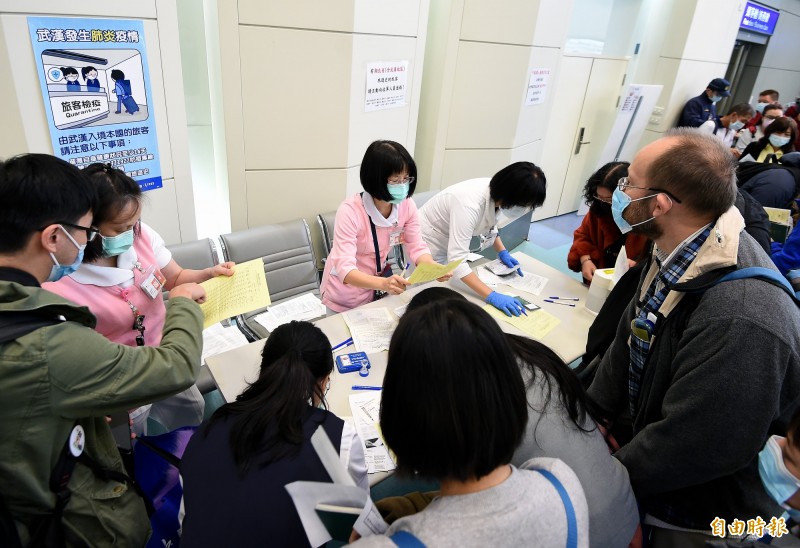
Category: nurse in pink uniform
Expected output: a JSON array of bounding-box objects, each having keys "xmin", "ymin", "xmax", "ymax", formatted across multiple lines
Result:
[
  {"xmin": 320, "ymin": 140, "xmax": 448, "ymax": 313},
  {"xmin": 45, "ymin": 163, "xmax": 235, "ymax": 434}
]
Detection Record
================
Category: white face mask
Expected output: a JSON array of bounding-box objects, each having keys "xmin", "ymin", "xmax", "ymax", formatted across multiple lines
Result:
[{"xmin": 499, "ymin": 206, "xmax": 530, "ymax": 222}]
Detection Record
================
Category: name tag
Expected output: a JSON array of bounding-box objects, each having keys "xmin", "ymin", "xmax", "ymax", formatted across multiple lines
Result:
[
  {"xmin": 389, "ymin": 227, "xmax": 404, "ymax": 247},
  {"xmin": 138, "ymin": 264, "xmax": 166, "ymax": 299}
]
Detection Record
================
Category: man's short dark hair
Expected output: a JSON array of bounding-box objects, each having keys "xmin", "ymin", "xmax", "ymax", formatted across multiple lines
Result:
[
  {"xmin": 0, "ymin": 154, "xmax": 96, "ymax": 254},
  {"xmin": 649, "ymin": 128, "xmax": 737, "ymax": 219},
  {"xmin": 728, "ymin": 103, "xmax": 755, "ymax": 118},
  {"xmin": 488, "ymin": 161, "xmax": 546, "ymax": 209},
  {"xmin": 381, "ymin": 299, "xmax": 528, "ymax": 481},
  {"xmin": 759, "ymin": 89, "xmax": 780, "ymax": 102},
  {"xmin": 359, "ymin": 140, "xmax": 417, "ymax": 202},
  {"xmin": 764, "ymin": 103, "xmax": 784, "ymax": 117}
]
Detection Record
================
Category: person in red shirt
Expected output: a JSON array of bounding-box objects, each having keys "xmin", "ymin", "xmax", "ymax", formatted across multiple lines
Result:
[{"xmin": 568, "ymin": 161, "xmax": 648, "ymax": 284}]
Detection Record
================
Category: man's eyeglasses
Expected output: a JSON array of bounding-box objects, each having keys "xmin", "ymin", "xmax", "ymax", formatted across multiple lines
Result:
[
  {"xmin": 388, "ymin": 176, "xmax": 415, "ymax": 186},
  {"xmin": 617, "ymin": 177, "xmax": 682, "ymax": 204},
  {"xmin": 40, "ymin": 222, "xmax": 100, "ymax": 242}
]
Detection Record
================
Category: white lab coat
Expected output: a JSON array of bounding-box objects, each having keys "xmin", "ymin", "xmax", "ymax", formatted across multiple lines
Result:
[{"xmin": 418, "ymin": 177, "xmax": 499, "ymax": 279}]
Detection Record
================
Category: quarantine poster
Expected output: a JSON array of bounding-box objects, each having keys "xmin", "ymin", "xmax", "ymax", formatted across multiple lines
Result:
[{"xmin": 28, "ymin": 17, "xmax": 162, "ymax": 191}]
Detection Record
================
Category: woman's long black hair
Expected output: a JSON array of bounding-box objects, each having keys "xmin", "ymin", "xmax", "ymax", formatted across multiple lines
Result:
[{"xmin": 208, "ymin": 321, "xmax": 333, "ymax": 475}]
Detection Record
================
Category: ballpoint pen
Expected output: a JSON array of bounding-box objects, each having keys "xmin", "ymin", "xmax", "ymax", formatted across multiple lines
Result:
[
  {"xmin": 401, "ymin": 262, "xmax": 411, "ymax": 278},
  {"xmin": 331, "ymin": 337, "xmax": 354, "ymax": 351},
  {"xmin": 548, "ymin": 296, "xmax": 579, "ymax": 301},
  {"xmin": 544, "ymin": 300, "xmax": 576, "ymax": 307},
  {"xmin": 352, "ymin": 385, "xmax": 382, "ymax": 390}
]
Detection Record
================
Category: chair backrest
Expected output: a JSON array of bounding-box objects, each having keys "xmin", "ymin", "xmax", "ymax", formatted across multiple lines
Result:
[
  {"xmin": 317, "ymin": 211, "xmax": 337, "ymax": 258},
  {"xmin": 219, "ymin": 219, "xmax": 319, "ymax": 303},
  {"xmin": 411, "ymin": 190, "xmax": 438, "ymax": 209},
  {"xmin": 164, "ymin": 238, "xmax": 218, "ymax": 301},
  {"xmin": 166, "ymin": 238, "xmax": 218, "ymax": 271}
]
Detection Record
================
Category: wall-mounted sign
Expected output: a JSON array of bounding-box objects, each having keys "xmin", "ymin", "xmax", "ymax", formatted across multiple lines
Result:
[
  {"xmin": 525, "ymin": 68, "xmax": 551, "ymax": 106},
  {"xmin": 740, "ymin": 1, "xmax": 780, "ymax": 36},
  {"xmin": 365, "ymin": 60, "xmax": 408, "ymax": 112},
  {"xmin": 28, "ymin": 17, "xmax": 162, "ymax": 191}
]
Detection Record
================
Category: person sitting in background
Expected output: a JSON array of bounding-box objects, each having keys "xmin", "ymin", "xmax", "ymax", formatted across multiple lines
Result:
[
  {"xmin": 180, "ymin": 321, "xmax": 369, "ymax": 547},
  {"xmin": 418, "ymin": 161, "xmax": 547, "ymax": 316},
  {"xmin": 677, "ymin": 77, "xmax": 731, "ymax": 129},
  {"xmin": 350, "ymin": 298, "xmax": 589, "ymax": 547},
  {"xmin": 320, "ymin": 140, "xmax": 445, "ymax": 314},
  {"xmin": 737, "ymin": 151, "xmax": 800, "ymax": 210},
  {"xmin": 44, "ymin": 163, "xmax": 235, "ymax": 435},
  {"xmin": 715, "ymin": 103, "xmax": 755, "ymax": 153},
  {"xmin": 568, "ymin": 161, "xmax": 648, "ymax": 284},
  {"xmin": 741, "ymin": 116, "xmax": 798, "ymax": 163},
  {"xmin": 745, "ymin": 89, "xmax": 781, "ymax": 131},
  {"xmin": 404, "ymin": 286, "xmax": 640, "ymax": 548},
  {"xmin": 758, "ymin": 405, "xmax": 800, "ymax": 528},
  {"xmin": 737, "ymin": 103, "xmax": 784, "ymax": 155}
]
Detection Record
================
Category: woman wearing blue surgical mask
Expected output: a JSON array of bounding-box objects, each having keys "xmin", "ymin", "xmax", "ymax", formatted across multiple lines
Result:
[
  {"xmin": 758, "ymin": 406, "xmax": 800, "ymax": 527},
  {"xmin": 740, "ymin": 116, "xmax": 798, "ymax": 163},
  {"xmin": 320, "ymin": 140, "xmax": 445, "ymax": 313},
  {"xmin": 44, "ymin": 163, "xmax": 236, "ymax": 435}
]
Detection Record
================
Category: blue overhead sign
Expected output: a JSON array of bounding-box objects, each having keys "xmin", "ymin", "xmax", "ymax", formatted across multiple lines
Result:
[{"xmin": 740, "ymin": 2, "xmax": 779, "ymax": 35}]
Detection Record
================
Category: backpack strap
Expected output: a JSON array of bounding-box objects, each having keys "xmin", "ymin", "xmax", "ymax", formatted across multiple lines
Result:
[
  {"xmin": 390, "ymin": 530, "xmax": 426, "ymax": 547},
  {"xmin": 531, "ymin": 468, "xmax": 578, "ymax": 548},
  {"xmin": 713, "ymin": 266, "xmax": 799, "ymax": 301}
]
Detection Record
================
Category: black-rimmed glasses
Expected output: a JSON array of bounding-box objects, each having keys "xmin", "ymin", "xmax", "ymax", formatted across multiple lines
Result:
[
  {"xmin": 617, "ymin": 177, "xmax": 682, "ymax": 204},
  {"xmin": 40, "ymin": 222, "xmax": 100, "ymax": 242}
]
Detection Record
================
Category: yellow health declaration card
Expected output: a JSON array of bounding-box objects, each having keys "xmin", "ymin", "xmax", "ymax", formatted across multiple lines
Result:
[
  {"xmin": 198, "ymin": 258, "xmax": 271, "ymax": 328},
  {"xmin": 483, "ymin": 304, "xmax": 561, "ymax": 340},
  {"xmin": 406, "ymin": 258, "xmax": 463, "ymax": 285}
]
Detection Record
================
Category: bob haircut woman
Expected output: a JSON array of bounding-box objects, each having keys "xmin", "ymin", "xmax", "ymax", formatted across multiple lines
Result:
[
  {"xmin": 350, "ymin": 300, "xmax": 589, "ymax": 547},
  {"xmin": 180, "ymin": 321, "xmax": 369, "ymax": 547}
]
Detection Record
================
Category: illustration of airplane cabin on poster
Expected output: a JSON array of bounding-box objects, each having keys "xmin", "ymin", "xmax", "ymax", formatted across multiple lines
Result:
[{"xmin": 28, "ymin": 17, "xmax": 163, "ymax": 192}]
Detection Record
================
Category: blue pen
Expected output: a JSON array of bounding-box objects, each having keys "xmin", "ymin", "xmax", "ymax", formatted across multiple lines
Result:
[
  {"xmin": 352, "ymin": 385, "xmax": 382, "ymax": 391},
  {"xmin": 331, "ymin": 337, "xmax": 354, "ymax": 351},
  {"xmin": 549, "ymin": 296, "xmax": 579, "ymax": 301},
  {"xmin": 544, "ymin": 300, "xmax": 575, "ymax": 307},
  {"xmin": 401, "ymin": 262, "xmax": 411, "ymax": 278}
]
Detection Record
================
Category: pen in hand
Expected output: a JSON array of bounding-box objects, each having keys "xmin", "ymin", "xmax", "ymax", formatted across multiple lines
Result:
[{"xmin": 401, "ymin": 262, "xmax": 411, "ymax": 279}]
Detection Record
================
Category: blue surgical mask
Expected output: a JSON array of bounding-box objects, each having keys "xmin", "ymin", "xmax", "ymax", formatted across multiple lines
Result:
[
  {"xmin": 47, "ymin": 225, "xmax": 86, "ymax": 282},
  {"xmin": 611, "ymin": 187, "xmax": 659, "ymax": 234},
  {"xmin": 758, "ymin": 435, "xmax": 800, "ymax": 506},
  {"xmin": 710, "ymin": 94, "xmax": 722, "ymax": 104},
  {"xmin": 756, "ymin": 102, "xmax": 768, "ymax": 114},
  {"xmin": 387, "ymin": 183, "xmax": 410, "ymax": 205},
  {"xmin": 729, "ymin": 120, "xmax": 745, "ymax": 132},
  {"xmin": 101, "ymin": 229, "xmax": 134, "ymax": 257},
  {"xmin": 770, "ymin": 135, "xmax": 791, "ymax": 149}
]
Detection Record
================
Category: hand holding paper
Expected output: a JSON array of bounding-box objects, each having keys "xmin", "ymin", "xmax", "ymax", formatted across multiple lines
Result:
[
  {"xmin": 406, "ymin": 258, "xmax": 463, "ymax": 285},
  {"xmin": 198, "ymin": 258, "xmax": 271, "ymax": 328}
]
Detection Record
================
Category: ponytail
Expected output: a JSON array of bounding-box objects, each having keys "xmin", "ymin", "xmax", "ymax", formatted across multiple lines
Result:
[{"xmin": 207, "ymin": 321, "xmax": 333, "ymax": 475}]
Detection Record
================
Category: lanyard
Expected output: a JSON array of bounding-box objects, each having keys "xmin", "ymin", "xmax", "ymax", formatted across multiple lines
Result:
[{"xmin": 118, "ymin": 288, "xmax": 146, "ymax": 346}]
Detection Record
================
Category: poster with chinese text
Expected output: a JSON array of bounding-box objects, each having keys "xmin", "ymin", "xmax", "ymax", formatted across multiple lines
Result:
[
  {"xmin": 525, "ymin": 68, "xmax": 551, "ymax": 106},
  {"xmin": 364, "ymin": 60, "xmax": 408, "ymax": 112},
  {"xmin": 28, "ymin": 17, "xmax": 162, "ymax": 191}
]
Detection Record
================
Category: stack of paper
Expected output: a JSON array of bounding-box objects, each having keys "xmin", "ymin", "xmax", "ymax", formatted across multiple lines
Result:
[
  {"xmin": 341, "ymin": 308, "xmax": 396, "ymax": 353},
  {"xmin": 201, "ymin": 322, "xmax": 250, "ymax": 363},
  {"xmin": 198, "ymin": 259, "xmax": 271, "ymax": 328},
  {"xmin": 253, "ymin": 293, "xmax": 327, "ymax": 333},
  {"xmin": 349, "ymin": 392, "xmax": 396, "ymax": 473}
]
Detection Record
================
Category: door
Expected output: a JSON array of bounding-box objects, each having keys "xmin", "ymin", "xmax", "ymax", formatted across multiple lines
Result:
[{"xmin": 557, "ymin": 57, "xmax": 629, "ymax": 215}]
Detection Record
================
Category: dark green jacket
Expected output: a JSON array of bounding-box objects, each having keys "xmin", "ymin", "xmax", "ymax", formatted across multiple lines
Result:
[{"xmin": 0, "ymin": 269, "xmax": 203, "ymax": 546}]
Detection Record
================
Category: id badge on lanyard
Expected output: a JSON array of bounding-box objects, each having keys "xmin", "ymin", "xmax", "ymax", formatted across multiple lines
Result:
[
  {"xmin": 389, "ymin": 227, "xmax": 404, "ymax": 247},
  {"xmin": 134, "ymin": 263, "xmax": 166, "ymax": 299},
  {"xmin": 476, "ymin": 227, "xmax": 498, "ymax": 252}
]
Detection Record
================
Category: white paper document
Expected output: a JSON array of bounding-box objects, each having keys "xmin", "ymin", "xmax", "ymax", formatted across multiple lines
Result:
[
  {"xmin": 477, "ymin": 264, "xmax": 549, "ymax": 296},
  {"xmin": 484, "ymin": 259, "xmax": 518, "ymax": 276},
  {"xmin": 285, "ymin": 427, "xmax": 387, "ymax": 546},
  {"xmin": 201, "ymin": 322, "xmax": 250, "ymax": 363},
  {"xmin": 253, "ymin": 293, "xmax": 327, "ymax": 333},
  {"xmin": 466, "ymin": 252, "xmax": 484, "ymax": 262},
  {"xmin": 349, "ymin": 392, "xmax": 396, "ymax": 474},
  {"xmin": 393, "ymin": 304, "xmax": 408, "ymax": 318},
  {"xmin": 341, "ymin": 308, "xmax": 396, "ymax": 353}
]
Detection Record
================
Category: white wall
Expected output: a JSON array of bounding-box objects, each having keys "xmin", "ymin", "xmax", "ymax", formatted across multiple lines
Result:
[{"xmin": 0, "ymin": 0, "xmax": 197, "ymax": 245}]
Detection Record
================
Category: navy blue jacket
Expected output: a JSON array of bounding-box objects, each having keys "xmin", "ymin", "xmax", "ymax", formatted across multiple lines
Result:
[
  {"xmin": 678, "ymin": 92, "xmax": 718, "ymax": 129},
  {"xmin": 180, "ymin": 407, "xmax": 345, "ymax": 547}
]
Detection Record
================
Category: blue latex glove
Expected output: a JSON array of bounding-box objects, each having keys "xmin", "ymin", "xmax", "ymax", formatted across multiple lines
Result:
[
  {"xmin": 498, "ymin": 249, "xmax": 523, "ymax": 277},
  {"xmin": 486, "ymin": 291, "xmax": 526, "ymax": 317}
]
